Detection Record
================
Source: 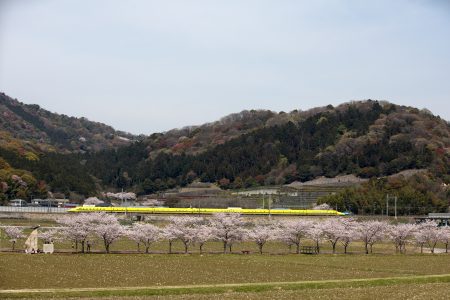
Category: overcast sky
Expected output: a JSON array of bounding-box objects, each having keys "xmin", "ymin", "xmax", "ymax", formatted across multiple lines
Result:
[{"xmin": 1, "ymin": 0, "xmax": 449, "ymax": 134}]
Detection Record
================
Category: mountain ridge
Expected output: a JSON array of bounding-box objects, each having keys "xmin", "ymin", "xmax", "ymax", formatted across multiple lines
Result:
[
  {"xmin": 0, "ymin": 93, "xmax": 448, "ymax": 213},
  {"xmin": 0, "ymin": 93, "xmax": 137, "ymax": 154}
]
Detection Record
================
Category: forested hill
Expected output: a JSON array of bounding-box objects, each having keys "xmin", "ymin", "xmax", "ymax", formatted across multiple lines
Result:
[
  {"xmin": 0, "ymin": 93, "xmax": 136, "ymax": 154},
  {"xmin": 86, "ymin": 101, "xmax": 450, "ymax": 194},
  {"xmin": 0, "ymin": 96, "xmax": 449, "ymax": 209},
  {"xmin": 140, "ymin": 107, "xmax": 339, "ymax": 158}
]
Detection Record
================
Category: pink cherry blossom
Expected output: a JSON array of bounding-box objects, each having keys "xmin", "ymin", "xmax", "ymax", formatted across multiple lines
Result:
[
  {"xmin": 210, "ymin": 213, "xmax": 245, "ymax": 254},
  {"xmin": 126, "ymin": 223, "xmax": 161, "ymax": 253},
  {"xmin": 356, "ymin": 220, "xmax": 387, "ymax": 254},
  {"xmin": 4, "ymin": 226, "xmax": 25, "ymax": 250}
]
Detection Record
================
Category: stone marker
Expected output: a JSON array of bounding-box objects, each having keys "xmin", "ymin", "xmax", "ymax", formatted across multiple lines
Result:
[{"xmin": 43, "ymin": 243, "xmax": 54, "ymax": 254}]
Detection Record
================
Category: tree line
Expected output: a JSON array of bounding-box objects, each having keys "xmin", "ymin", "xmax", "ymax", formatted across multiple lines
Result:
[
  {"xmin": 3, "ymin": 213, "xmax": 450, "ymax": 255},
  {"xmin": 317, "ymin": 174, "xmax": 449, "ymax": 215}
]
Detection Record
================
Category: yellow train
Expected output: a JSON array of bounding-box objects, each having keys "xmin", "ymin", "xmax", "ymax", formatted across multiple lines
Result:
[{"xmin": 68, "ymin": 206, "xmax": 344, "ymax": 216}]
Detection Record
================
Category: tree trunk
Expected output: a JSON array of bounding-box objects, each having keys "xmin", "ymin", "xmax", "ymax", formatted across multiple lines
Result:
[
  {"xmin": 296, "ymin": 243, "xmax": 300, "ymax": 254},
  {"xmin": 344, "ymin": 244, "xmax": 348, "ymax": 254},
  {"xmin": 370, "ymin": 244, "xmax": 373, "ymax": 254},
  {"xmin": 430, "ymin": 243, "xmax": 436, "ymax": 254},
  {"xmin": 145, "ymin": 245, "xmax": 150, "ymax": 254},
  {"xmin": 420, "ymin": 244, "xmax": 423, "ymax": 254},
  {"xmin": 81, "ymin": 241, "xmax": 85, "ymax": 253},
  {"xmin": 12, "ymin": 241, "xmax": 15, "ymax": 251},
  {"xmin": 365, "ymin": 243, "xmax": 369, "ymax": 254},
  {"xmin": 316, "ymin": 241, "xmax": 320, "ymax": 254},
  {"xmin": 184, "ymin": 243, "xmax": 188, "ymax": 254},
  {"xmin": 199, "ymin": 244, "xmax": 203, "ymax": 254},
  {"xmin": 105, "ymin": 242, "xmax": 110, "ymax": 253},
  {"xmin": 229, "ymin": 244, "xmax": 232, "ymax": 253},
  {"xmin": 169, "ymin": 241, "xmax": 173, "ymax": 254},
  {"xmin": 259, "ymin": 244, "xmax": 263, "ymax": 254},
  {"xmin": 332, "ymin": 242, "xmax": 337, "ymax": 254},
  {"xmin": 223, "ymin": 242, "xmax": 227, "ymax": 254},
  {"xmin": 446, "ymin": 244, "xmax": 448, "ymax": 254}
]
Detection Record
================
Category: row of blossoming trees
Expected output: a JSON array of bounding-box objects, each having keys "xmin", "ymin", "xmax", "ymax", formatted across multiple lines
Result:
[{"xmin": 3, "ymin": 213, "xmax": 450, "ymax": 255}]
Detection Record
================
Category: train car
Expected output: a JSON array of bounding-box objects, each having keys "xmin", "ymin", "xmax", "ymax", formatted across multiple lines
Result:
[{"xmin": 68, "ymin": 206, "xmax": 345, "ymax": 216}]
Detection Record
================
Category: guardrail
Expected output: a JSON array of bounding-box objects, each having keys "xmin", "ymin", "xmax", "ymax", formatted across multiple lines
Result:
[
  {"xmin": 428, "ymin": 213, "xmax": 450, "ymax": 218},
  {"xmin": 0, "ymin": 206, "xmax": 69, "ymax": 213}
]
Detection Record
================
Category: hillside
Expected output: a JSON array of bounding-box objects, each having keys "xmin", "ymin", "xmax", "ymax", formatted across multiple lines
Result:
[
  {"xmin": 142, "ymin": 106, "xmax": 336, "ymax": 158},
  {"xmin": 0, "ymin": 92, "xmax": 138, "ymax": 201},
  {"xmin": 87, "ymin": 100, "xmax": 450, "ymax": 189},
  {"xmin": 0, "ymin": 93, "xmax": 136, "ymax": 154},
  {"xmin": 0, "ymin": 96, "xmax": 449, "ymax": 213}
]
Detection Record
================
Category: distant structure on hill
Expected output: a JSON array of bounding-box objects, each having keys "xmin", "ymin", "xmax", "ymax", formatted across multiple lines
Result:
[{"xmin": 234, "ymin": 175, "xmax": 368, "ymax": 209}]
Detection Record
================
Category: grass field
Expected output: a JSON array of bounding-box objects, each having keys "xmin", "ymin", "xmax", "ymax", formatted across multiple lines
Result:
[
  {"xmin": 1, "ymin": 253, "xmax": 450, "ymax": 299},
  {"xmin": 1, "ymin": 216, "xmax": 449, "ymax": 299},
  {"xmin": 37, "ymin": 283, "xmax": 444, "ymax": 300}
]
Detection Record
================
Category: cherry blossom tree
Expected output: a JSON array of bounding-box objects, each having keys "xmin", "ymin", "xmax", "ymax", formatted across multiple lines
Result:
[
  {"xmin": 414, "ymin": 221, "xmax": 441, "ymax": 254},
  {"xmin": 312, "ymin": 203, "xmax": 332, "ymax": 210},
  {"xmin": 4, "ymin": 227, "xmax": 25, "ymax": 250},
  {"xmin": 210, "ymin": 213, "xmax": 244, "ymax": 254},
  {"xmin": 321, "ymin": 218, "xmax": 344, "ymax": 254},
  {"xmin": 413, "ymin": 227, "xmax": 427, "ymax": 254},
  {"xmin": 307, "ymin": 224, "xmax": 324, "ymax": 253},
  {"xmin": 126, "ymin": 227, "xmax": 142, "ymax": 252},
  {"xmin": 167, "ymin": 216, "xmax": 202, "ymax": 253},
  {"xmin": 162, "ymin": 223, "xmax": 179, "ymax": 254},
  {"xmin": 439, "ymin": 226, "xmax": 450, "ymax": 254},
  {"xmin": 91, "ymin": 213, "xmax": 123, "ymax": 253},
  {"xmin": 127, "ymin": 223, "xmax": 161, "ymax": 253},
  {"xmin": 356, "ymin": 221, "xmax": 387, "ymax": 254},
  {"xmin": 338, "ymin": 219, "xmax": 358, "ymax": 254},
  {"xmin": 279, "ymin": 219, "xmax": 311, "ymax": 254},
  {"xmin": 83, "ymin": 197, "xmax": 104, "ymax": 206},
  {"xmin": 193, "ymin": 224, "xmax": 214, "ymax": 254},
  {"xmin": 58, "ymin": 214, "xmax": 96, "ymax": 253},
  {"xmin": 226, "ymin": 226, "xmax": 247, "ymax": 253},
  {"xmin": 39, "ymin": 229, "xmax": 60, "ymax": 244},
  {"xmin": 386, "ymin": 223, "xmax": 416, "ymax": 254},
  {"xmin": 246, "ymin": 223, "xmax": 278, "ymax": 254}
]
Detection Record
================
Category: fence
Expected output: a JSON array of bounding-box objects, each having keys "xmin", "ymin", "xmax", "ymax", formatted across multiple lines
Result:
[{"xmin": 0, "ymin": 206, "xmax": 69, "ymax": 214}]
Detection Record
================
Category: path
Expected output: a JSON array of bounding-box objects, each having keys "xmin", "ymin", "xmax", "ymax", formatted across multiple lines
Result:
[{"xmin": 1, "ymin": 274, "xmax": 449, "ymax": 297}]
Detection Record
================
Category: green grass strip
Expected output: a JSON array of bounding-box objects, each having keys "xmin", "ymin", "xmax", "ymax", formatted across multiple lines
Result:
[{"xmin": 1, "ymin": 274, "xmax": 450, "ymax": 299}]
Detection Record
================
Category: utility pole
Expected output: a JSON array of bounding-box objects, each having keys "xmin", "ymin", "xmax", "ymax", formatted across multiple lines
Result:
[
  {"xmin": 394, "ymin": 196, "xmax": 397, "ymax": 220},
  {"xmin": 386, "ymin": 194, "xmax": 398, "ymax": 219},
  {"xmin": 262, "ymin": 194, "xmax": 265, "ymax": 210},
  {"xmin": 386, "ymin": 194, "xmax": 389, "ymax": 217},
  {"xmin": 268, "ymin": 194, "xmax": 272, "ymax": 220}
]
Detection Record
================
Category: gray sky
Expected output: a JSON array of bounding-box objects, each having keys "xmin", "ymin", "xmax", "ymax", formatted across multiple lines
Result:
[{"xmin": 1, "ymin": 0, "xmax": 449, "ymax": 134}]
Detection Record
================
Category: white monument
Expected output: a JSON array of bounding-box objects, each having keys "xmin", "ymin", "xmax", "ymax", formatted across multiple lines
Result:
[{"xmin": 24, "ymin": 228, "xmax": 39, "ymax": 254}]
